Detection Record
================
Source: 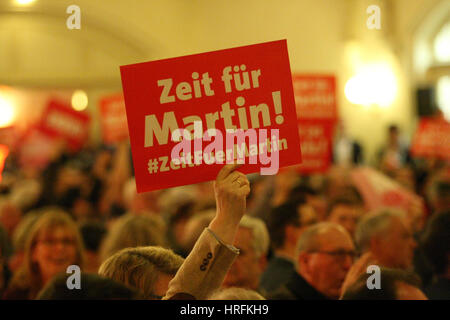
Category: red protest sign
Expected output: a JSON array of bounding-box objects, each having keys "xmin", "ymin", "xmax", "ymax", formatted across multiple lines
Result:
[
  {"xmin": 297, "ymin": 119, "xmax": 334, "ymax": 174},
  {"xmin": 293, "ymin": 74, "xmax": 337, "ymax": 120},
  {"xmin": 99, "ymin": 94, "xmax": 129, "ymax": 144},
  {"xmin": 411, "ymin": 117, "xmax": 450, "ymax": 160},
  {"xmin": 39, "ymin": 100, "xmax": 90, "ymax": 151},
  {"xmin": 120, "ymin": 40, "xmax": 302, "ymax": 192},
  {"xmin": 18, "ymin": 126, "xmax": 59, "ymax": 169}
]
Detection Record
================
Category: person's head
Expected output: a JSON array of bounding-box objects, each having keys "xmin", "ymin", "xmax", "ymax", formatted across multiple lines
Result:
[
  {"xmin": 181, "ymin": 210, "xmax": 215, "ymax": 253},
  {"xmin": 100, "ymin": 213, "xmax": 166, "ymax": 261},
  {"xmin": 11, "ymin": 208, "xmax": 84, "ymax": 298},
  {"xmin": 79, "ymin": 221, "xmax": 107, "ymax": 273},
  {"xmin": 0, "ymin": 198, "xmax": 21, "ymax": 237},
  {"xmin": 326, "ymin": 197, "xmax": 360, "ymax": 237},
  {"xmin": 268, "ymin": 199, "xmax": 317, "ymax": 253},
  {"xmin": 342, "ymin": 267, "xmax": 427, "ymax": 300},
  {"xmin": 37, "ymin": 273, "xmax": 140, "ymax": 300},
  {"xmin": 79, "ymin": 221, "xmax": 107, "ymax": 254},
  {"xmin": 432, "ymin": 181, "xmax": 450, "ymax": 214},
  {"xmin": 209, "ymin": 287, "xmax": 265, "ymax": 300},
  {"xmin": 289, "ymin": 184, "xmax": 326, "ymax": 221},
  {"xmin": 421, "ymin": 210, "xmax": 450, "ymax": 277},
  {"xmin": 388, "ymin": 124, "xmax": 399, "ymax": 146},
  {"xmin": 355, "ymin": 209, "xmax": 416, "ymax": 269},
  {"xmin": 9, "ymin": 209, "xmax": 43, "ymax": 272},
  {"xmin": 296, "ymin": 222, "xmax": 355, "ymax": 299},
  {"xmin": 99, "ymin": 246, "xmax": 183, "ymax": 299},
  {"xmin": 223, "ymin": 215, "xmax": 269, "ymax": 290}
]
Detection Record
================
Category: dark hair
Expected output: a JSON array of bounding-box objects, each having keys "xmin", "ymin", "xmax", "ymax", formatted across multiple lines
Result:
[
  {"xmin": 289, "ymin": 184, "xmax": 318, "ymax": 199},
  {"xmin": 37, "ymin": 272, "xmax": 141, "ymax": 300},
  {"xmin": 79, "ymin": 221, "xmax": 107, "ymax": 252},
  {"xmin": 420, "ymin": 210, "xmax": 450, "ymax": 275},
  {"xmin": 268, "ymin": 197, "xmax": 307, "ymax": 249},
  {"xmin": 435, "ymin": 181, "xmax": 450, "ymax": 206},
  {"xmin": 342, "ymin": 267, "xmax": 421, "ymax": 300},
  {"xmin": 326, "ymin": 196, "xmax": 357, "ymax": 218},
  {"xmin": 388, "ymin": 124, "xmax": 399, "ymax": 133}
]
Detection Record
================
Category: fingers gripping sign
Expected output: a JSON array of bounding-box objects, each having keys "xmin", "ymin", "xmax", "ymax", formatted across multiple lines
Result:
[{"xmin": 210, "ymin": 164, "xmax": 250, "ymax": 245}]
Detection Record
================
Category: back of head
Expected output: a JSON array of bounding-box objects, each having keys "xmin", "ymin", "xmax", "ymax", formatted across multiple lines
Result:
[
  {"xmin": 354, "ymin": 209, "xmax": 403, "ymax": 253},
  {"xmin": 420, "ymin": 210, "xmax": 450, "ymax": 275},
  {"xmin": 37, "ymin": 273, "xmax": 139, "ymax": 300},
  {"xmin": 209, "ymin": 287, "xmax": 265, "ymax": 300},
  {"xmin": 98, "ymin": 246, "xmax": 184, "ymax": 299},
  {"xmin": 79, "ymin": 220, "xmax": 107, "ymax": 253},
  {"xmin": 239, "ymin": 215, "xmax": 269, "ymax": 258},
  {"xmin": 268, "ymin": 200, "xmax": 303, "ymax": 250},
  {"xmin": 181, "ymin": 210, "xmax": 215, "ymax": 252},
  {"xmin": 100, "ymin": 213, "xmax": 167, "ymax": 261},
  {"xmin": 342, "ymin": 267, "xmax": 422, "ymax": 300}
]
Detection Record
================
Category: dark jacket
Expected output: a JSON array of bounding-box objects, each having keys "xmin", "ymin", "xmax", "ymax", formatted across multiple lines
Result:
[
  {"xmin": 259, "ymin": 256, "xmax": 295, "ymax": 295},
  {"xmin": 424, "ymin": 277, "xmax": 450, "ymax": 300},
  {"xmin": 268, "ymin": 272, "xmax": 329, "ymax": 300}
]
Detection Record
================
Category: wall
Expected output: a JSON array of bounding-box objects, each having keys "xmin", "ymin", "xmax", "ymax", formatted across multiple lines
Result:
[{"xmin": 0, "ymin": 0, "xmax": 444, "ymax": 161}]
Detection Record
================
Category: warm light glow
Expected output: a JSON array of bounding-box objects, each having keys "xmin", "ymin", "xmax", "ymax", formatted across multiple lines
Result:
[
  {"xmin": 0, "ymin": 94, "xmax": 16, "ymax": 127},
  {"xmin": 434, "ymin": 23, "xmax": 450, "ymax": 63},
  {"xmin": 71, "ymin": 90, "xmax": 88, "ymax": 111},
  {"xmin": 15, "ymin": 0, "xmax": 36, "ymax": 5},
  {"xmin": 437, "ymin": 76, "xmax": 450, "ymax": 121},
  {"xmin": 345, "ymin": 63, "xmax": 397, "ymax": 107}
]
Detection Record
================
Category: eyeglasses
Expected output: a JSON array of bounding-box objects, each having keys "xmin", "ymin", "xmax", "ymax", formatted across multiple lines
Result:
[{"xmin": 37, "ymin": 238, "xmax": 76, "ymax": 247}]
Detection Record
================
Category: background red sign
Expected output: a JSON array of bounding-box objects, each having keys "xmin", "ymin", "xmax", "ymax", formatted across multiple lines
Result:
[
  {"xmin": 296, "ymin": 119, "xmax": 334, "ymax": 173},
  {"xmin": 293, "ymin": 74, "xmax": 337, "ymax": 120},
  {"xmin": 120, "ymin": 40, "xmax": 302, "ymax": 192},
  {"xmin": 293, "ymin": 74, "xmax": 337, "ymax": 173},
  {"xmin": 99, "ymin": 94, "xmax": 129, "ymax": 144},
  {"xmin": 39, "ymin": 100, "xmax": 90, "ymax": 151},
  {"xmin": 411, "ymin": 116, "xmax": 450, "ymax": 160},
  {"xmin": 18, "ymin": 126, "xmax": 59, "ymax": 169}
]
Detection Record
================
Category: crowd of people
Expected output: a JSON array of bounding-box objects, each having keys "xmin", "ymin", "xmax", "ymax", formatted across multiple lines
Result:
[{"xmin": 0, "ymin": 125, "xmax": 449, "ymax": 300}]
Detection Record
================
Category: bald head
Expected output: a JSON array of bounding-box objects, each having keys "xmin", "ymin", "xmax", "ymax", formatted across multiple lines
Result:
[
  {"xmin": 295, "ymin": 222, "xmax": 355, "ymax": 299},
  {"xmin": 297, "ymin": 222, "xmax": 352, "ymax": 254}
]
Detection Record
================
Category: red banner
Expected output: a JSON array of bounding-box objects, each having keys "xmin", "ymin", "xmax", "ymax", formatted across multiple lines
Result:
[
  {"xmin": 296, "ymin": 119, "xmax": 334, "ymax": 173},
  {"xmin": 411, "ymin": 117, "xmax": 450, "ymax": 160},
  {"xmin": 99, "ymin": 94, "xmax": 129, "ymax": 144},
  {"xmin": 293, "ymin": 74, "xmax": 337, "ymax": 120},
  {"xmin": 18, "ymin": 126, "xmax": 59, "ymax": 169},
  {"xmin": 120, "ymin": 40, "xmax": 302, "ymax": 192},
  {"xmin": 39, "ymin": 100, "xmax": 90, "ymax": 151},
  {"xmin": 351, "ymin": 167, "xmax": 422, "ymax": 213}
]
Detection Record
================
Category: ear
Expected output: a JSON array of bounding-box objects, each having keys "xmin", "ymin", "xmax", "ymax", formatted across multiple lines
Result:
[
  {"xmin": 258, "ymin": 254, "xmax": 267, "ymax": 272},
  {"xmin": 297, "ymin": 252, "xmax": 311, "ymax": 275}
]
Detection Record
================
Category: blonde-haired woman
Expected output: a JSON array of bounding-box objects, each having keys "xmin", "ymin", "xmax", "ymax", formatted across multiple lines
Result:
[
  {"xmin": 100, "ymin": 213, "xmax": 166, "ymax": 262},
  {"xmin": 99, "ymin": 246, "xmax": 183, "ymax": 299},
  {"xmin": 3, "ymin": 209, "xmax": 84, "ymax": 299}
]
